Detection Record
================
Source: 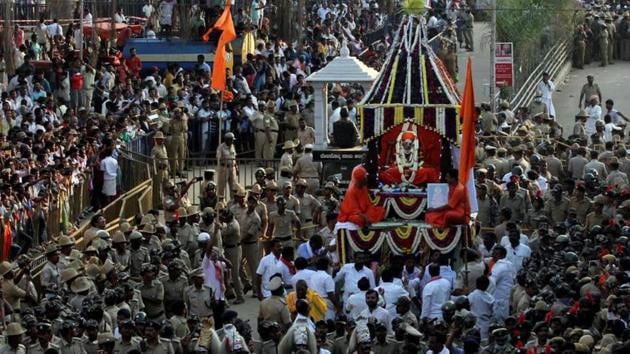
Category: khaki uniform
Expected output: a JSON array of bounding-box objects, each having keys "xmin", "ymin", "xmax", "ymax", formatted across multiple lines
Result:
[
  {"xmin": 80, "ymin": 336, "xmax": 97, "ymax": 354},
  {"xmin": 600, "ymin": 27, "xmax": 609, "ymax": 66},
  {"xmin": 239, "ymin": 209, "xmax": 262, "ymax": 290},
  {"xmin": 585, "ymin": 212, "xmax": 607, "ymax": 233},
  {"xmin": 608, "ymin": 22, "xmax": 616, "ymax": 63},
  {"xmin": 373, "ymin": 340, "xmax": 397, "ymax": 354},
  {"xmin": 318, "ymin": 196, "xmax": 339, "ymax": 226},
  {"xmin": 140, "ymin": 279, "xmax": 165, "ymax": 320},
  {"xmin": 40, "ymin": 261, "xmax": 60, "ymax": 289},
  {"xmin": 151, "ymin": 143, "xmax": 169, "ymax": 205},
  {"xmin": 161, "ymin": 275, "xmax": 189, "ymax": 317},
  {"xmin": 169, "ymin": 315, "xmax": 190, "ymax": 338},
  {"xmin": 111, "ymin": 250, "xmax": 130, "ymax": 270},
  {"xmin": 284, "ymin": 194, "xmax": 300, "ymax": 214},
  {"xmin": 296, "ymin": 193, "xmax": 321, "ymax": 239},
  {"xmin": 129, "ymin": 247, "xmax": 150, "ymax": 278},
  {"xmin": 2, "ymin": 279, "xmax": 26, "ymax": 311},
  {"xmin": 284, "ymin": 112, "xmax": 300, "ymax": 141},
  {"xmin": 114, "ymin": 337, "xmax": 141, "ymax": 354},
  {"xmin": 255, "ymin": 201, "xmax": 269, "ymax": 238},
  {"xmin": 176, "ymin": 223, "xmax": 197, "ymax": 254},
  {"xmin": 269, "ymin": 210, "xmax": 300, "ymax": 247},
  {"xmin": 297, "ymin": 126, "xmax": 316, "ymax": 146},
  {"xmin": 222, "ymin": 218, "xmax": 243, "ymax": 299},
  {"xmin": 544, "ymin": 197, "xmax": 570, "ymax": 224},
  {"xmin": 258, "ymin": 295, "xmax": 291, "ymax": 326},
  {"xmin": 143, "ymin": 339, "xmax": 174, "ymax": 354},
  {"xmin": 165, "ymin": 118, "xmax": 187, "ymax": 175},
  {"xmin": 294, "ymin": 154, "xmax": 322, "ymax": 194},
  {"xmin": 216, "ymin": 143, "xmax": 237, "ymax": 199},
  {"xmin": 461, "ymin": 11, "xmax": 474, "ymax": 50},
  {"xmin": 499, "ymin": 193, "xmax": 527, "ymax": 223},
  {"xmin": 569, "ymin": 196, "xmax": 592, "ymax": 224},
  {"xmin": 27, "ymin": 342, "xmax": 60, "ymax": 354},
  {"xmin": 253, "ymin": 112, "xmax": 280, "ymax": 160},
  {"xmin": 184, "ymin": 285, "xmax": 213, "ymax": 318},
  {"xmin": 58, "ymin": 338, "xmax": 87, "ymax": 354},
  {"xmin": 480, "ymin": 111, "xmax": 497, "ymax": 134},
  {"xmin": 580, "ymin": 83, "xmax": 601, "ymax": 108},
  {"xmin": 0, "ymin": 344, "xmax": 26, "ymax": 354}
]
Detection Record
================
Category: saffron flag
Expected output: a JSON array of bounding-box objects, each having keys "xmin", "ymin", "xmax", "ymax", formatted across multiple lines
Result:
[
  {"xmin": 203, "ymin": 0, "xmax": 237, "ymax": 92},
  {"xmin": 458, "ymin": 57, "xmax": 476, "ymax": 185}
]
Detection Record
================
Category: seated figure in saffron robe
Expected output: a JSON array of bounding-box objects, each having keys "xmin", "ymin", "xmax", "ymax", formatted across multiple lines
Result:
[
  {"xmin": 425, "ymin": 168, "xmax": 470, "ymax": 228},
  {"xmin": 338, "ymin": 165, "xmax": 386, "ymax": 228},
  {"xmin": 379, "ymin": 130, "xmax": 440, "ymax": 187}
]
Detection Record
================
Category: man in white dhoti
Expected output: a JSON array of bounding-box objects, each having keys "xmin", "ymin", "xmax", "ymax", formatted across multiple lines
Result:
[{"xmin": 536, "ymin": 72, "xmax": 556, "ymax": 119}]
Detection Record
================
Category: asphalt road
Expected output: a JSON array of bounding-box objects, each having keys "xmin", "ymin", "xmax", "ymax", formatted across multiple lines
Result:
[{"xmin": 554, "ymin": 60, "xmax": 630, "ymax": 133}]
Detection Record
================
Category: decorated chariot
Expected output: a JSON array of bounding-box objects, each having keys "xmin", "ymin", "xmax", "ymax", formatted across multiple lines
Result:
[{"xmin": 333, "ymin": 16, "xmax": 473, "ymax": 263}]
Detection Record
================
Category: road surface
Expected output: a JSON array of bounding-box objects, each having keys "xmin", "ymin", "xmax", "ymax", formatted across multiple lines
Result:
[{"xmin": 554, "ymin": 61, "xmax": 630, "ymax": 133}]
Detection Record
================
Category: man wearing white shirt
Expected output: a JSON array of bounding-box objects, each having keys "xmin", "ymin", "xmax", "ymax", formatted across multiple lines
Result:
[
  {"xmin": 291, "ymin": 257, "xmax": 315, "ymax": 289},
  {"xmin": 256, "ymin": 239, "xmax": 283, "ymax": 299},
  {"xmin": 503, "ymin": 229, "xmax": 531, "ymax": 273},
  {"xmin": 375, "ymin": 268, "xmax": 409, "ymax": 317},
  {"xmin": 310, "ymin": 258, "xmax": 337, "ymax": 320},
  {"xmin": 420, "ymin": 255, "xmax": 456, "ymax": 292},
  {"xmin": 585, "ymin": 95, "xmax": 603, "ymax": 136},
  {"xmin": 334, "ymin": 252, "xmax": 375, "ymax": 302},
  {"xmin": 536, "ymin": 72, "xmax": 556, "ymax": 119},
  {"xmin": 489, "ymin": 246, "xmax": 515, "ymax": 323},
  {"xmin": 100, "ymin": 149, "xmax": 118, "ymax": 203},
  {"xmin": 359, "ymin": 289, "xmax": 392, "ymax": 334},
  {"xmin": 499, "ymin": 223, "xmax": 529, "ymax": 247},
  {"xmin": 344, "ymin": 277, "xmax": 371, "ymax": 320},
  {"xmin": 468, "ymin": 275, "xmax": 495, "ymax": 342},
  {"xmin": 46, "ymin": 19, "xmax": 63, "ymax": 39},
  {"xmin": 421, "ymin": 264, "xmax": 452, "ymax": 321}
]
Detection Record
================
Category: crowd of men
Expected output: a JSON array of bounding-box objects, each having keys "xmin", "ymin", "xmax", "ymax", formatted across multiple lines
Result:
[{"xmin": 5, "ymin": 1, "xmax": 630, "ymax": 354}]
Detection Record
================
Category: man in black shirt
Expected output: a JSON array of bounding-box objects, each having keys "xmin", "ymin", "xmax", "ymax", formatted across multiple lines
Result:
[{"xmin": 332, "ymin": 108, "xmax": 358, "ymax": 148}]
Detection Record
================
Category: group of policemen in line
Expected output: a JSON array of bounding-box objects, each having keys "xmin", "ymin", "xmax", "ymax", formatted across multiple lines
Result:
[{"xmin": 574, "ymin": 7, "xmax": 630, "ymax": 68}]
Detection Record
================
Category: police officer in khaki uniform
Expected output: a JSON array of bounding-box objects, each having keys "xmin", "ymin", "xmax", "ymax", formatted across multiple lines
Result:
[
  {"xmin": 27, "ymin": 321, "xmax": 59, "ymax": 354},
  {"xmin": 253, "ymin": 102, "xmax": 280, "ymax": 160},
  {"xmin": 268, "ymin": 197, "xmax": 301, "ymax": 247},
  {"xmin": 240, "ymin": 194, "xmax": 262, "ymax": 296},
  {"xmin": 160, "ymin": 261, "xmax": 189, "ymax": 318},
  {"xmin": 0, "ymin": 261, "xmax": 32, "ymax": 313},
  {"xmin": 139, "ymin": 264, "xmax": 165, "ymax": 321},
  {"xmin": 142, "ymin": 321, "xmax": 175, "ymax": 354},
  {"xmin": 284, "ymin": 102, "xmax": 301, "ymax": 141},
  {"xmin": 220, "ymin": 208, "xmax": 245, "ymax": 304},
  {"xmin": 293, "ymin": 144, "xmax": 322, "ymax": 194},
  {"xmin": 216, "ymin": 132, "xmax": 238, "ymax": 200},
  {"xmin": 164, "ymin": 108, "xmax": 187, "ymax": 177},
  {"xmin": 1, "ymin": 323, "xmax": 27, "ymax": 354},
  {"xmin": 281, "ymin": 181, "xmax": 301, "ymax": 214},
  {"xmin": 128, "ymin": 231, "xmax": 150, "ymax": 280},
  {"xmin": 258, "ymin": 277, "xmax": 291, "ymax": 327},
  {"xmin": 58, "ymin": 320, "xmax": 87, "ymax": 354},
  {"xmin": 151, "ymin": 131, "xmax": 169, "ymax": 205},
  {"xmin": 115, "ymin": 320, "xmax": 142, "ymax": 354},
  {"xmin": 184, "ymin": 268, "xmax": 213, "ymax": 318},
  {"xmin": 40, "ymin": 244, "xmax": 60, "ymax": 290},
  {"xmin": 294, "ymin": 179, "xmax": 322, "ymax": 240}
]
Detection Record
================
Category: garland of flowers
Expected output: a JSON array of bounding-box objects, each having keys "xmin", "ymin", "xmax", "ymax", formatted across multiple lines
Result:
[{"xmin": 395, "ymin": 122, "xmax": 424, "ymax": 184}]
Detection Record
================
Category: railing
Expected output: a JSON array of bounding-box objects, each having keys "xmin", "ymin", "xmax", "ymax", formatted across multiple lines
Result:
[
  {"xmin": 509, "ymin": 40, "xmax": 570, "ymax": 110},
  {"xmin": 32, "ymin": 154, "xmax": 154, "ymax": 280},
  {"xmin": 125, "ymin": 150, "xmax": 281, "ymax": 206}
]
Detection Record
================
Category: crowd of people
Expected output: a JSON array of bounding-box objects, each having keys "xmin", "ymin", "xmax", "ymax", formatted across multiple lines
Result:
[{"xmin": 5, "ymin": 1, "xmax": 630, "ymax": 354}]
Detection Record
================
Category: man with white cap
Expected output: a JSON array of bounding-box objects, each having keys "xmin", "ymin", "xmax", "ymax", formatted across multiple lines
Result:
[
  {"xmin": 216, "ymin": 132, "xmax": 238, "ymax": 199},
  {"xmin": 0, "ymin": 322, "xmax": 27, "ymax": 353},
  {"xmin": 293, "ymin": 144, "xmax": 322, "ymax": 194}
]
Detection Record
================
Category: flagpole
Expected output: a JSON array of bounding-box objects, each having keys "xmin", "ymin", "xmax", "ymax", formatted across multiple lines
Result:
[{"xmin": 217, "ymin": 94, "xmax": 224, "ymax": 201}]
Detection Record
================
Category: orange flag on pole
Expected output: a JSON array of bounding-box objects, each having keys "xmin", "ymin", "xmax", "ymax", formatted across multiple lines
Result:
[
  {"xmin": 458, "ymin": 57, "xmax": 476, "ymax": 185},
  {"xmin": 203, "ymin": 0, "xmax": 237, "ymax": 92}
]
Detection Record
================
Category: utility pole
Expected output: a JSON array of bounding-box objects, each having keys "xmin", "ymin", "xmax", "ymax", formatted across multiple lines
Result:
[
  {"xmin": 489, "ymin": 0, "xmax": 496, "ymax": 114},
  {"xmin": 2, "ymin": 0, "xmax": 16, "ymax": 77}
]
